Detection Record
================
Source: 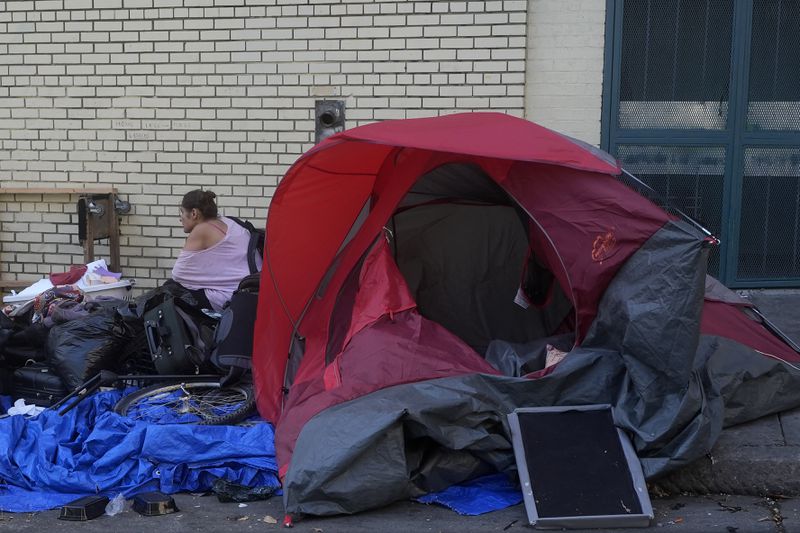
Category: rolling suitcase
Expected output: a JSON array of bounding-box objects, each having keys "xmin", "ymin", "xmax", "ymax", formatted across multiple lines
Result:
[{"xmin": 11, "ymin": 363, "xmax": 68, "ymax": 407}]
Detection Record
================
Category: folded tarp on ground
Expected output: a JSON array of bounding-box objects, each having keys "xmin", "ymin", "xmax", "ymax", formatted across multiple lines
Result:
[
  {"xmin": 0, "ymin": 390, "xmax": 280, "ymax": 512},
  {"xmin": 416, "ymin": 473, "xmax": 523, "ymax": 515}
]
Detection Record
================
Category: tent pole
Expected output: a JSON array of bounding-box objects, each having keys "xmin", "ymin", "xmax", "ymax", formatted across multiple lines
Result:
[
  {"xmin": 750, "ymin": 307, "xmax": 800, "ymax": 354},
  {"xmin": 620, "ymin": 169, "xmax": 717, "ymax": 241}
]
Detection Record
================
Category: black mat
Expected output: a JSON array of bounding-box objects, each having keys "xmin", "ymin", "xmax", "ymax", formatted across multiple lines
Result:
[{"xmin": 517, "ymin": 408, "xmax": 642, "ymax": 518}]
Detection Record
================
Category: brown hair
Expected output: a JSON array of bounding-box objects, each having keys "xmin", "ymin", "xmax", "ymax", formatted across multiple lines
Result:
[{"xmin": 181, "ymin": 189, "xmax": 218, "ymax": 219}]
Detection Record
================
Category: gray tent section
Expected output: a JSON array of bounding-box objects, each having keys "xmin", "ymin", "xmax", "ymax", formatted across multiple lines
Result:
[
  {"xmin": 704, "ymin": 275, "xmax": 751, "ymax": 306},
  {"xmin": 397, "ymin": 162, "xmax": 511, "ymax": 209},
  {"xmin": 283, "ymin": 220, "xmax": 800, "ymax": 516}
]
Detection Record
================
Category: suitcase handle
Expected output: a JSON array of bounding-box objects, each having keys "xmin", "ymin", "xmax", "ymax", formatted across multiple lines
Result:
[
  {"xmin": 144, "ymin": 319, "xmax": 160, "ymax": 357},
  {"xmin": 144, "ymin": 314, "xmax": 171, "ymax": 358}
]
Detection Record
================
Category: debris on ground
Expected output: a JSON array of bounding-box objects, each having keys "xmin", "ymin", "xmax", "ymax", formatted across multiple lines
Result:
[
  {"xmin": 717, "ymin": 502, "xmax": 743, "ymax": 513},
  {"xmin": 212, "ymin": 478, "xmax": 277, "ymax": 503},
  {"xmin": 755, "ymin": 497, "xmax": 786, "ymax": 533}
]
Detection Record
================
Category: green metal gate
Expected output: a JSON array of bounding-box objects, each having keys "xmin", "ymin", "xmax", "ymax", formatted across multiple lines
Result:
[{"xmin": 602, "ymin": 0, "xmax": 800, "ymax": 287}]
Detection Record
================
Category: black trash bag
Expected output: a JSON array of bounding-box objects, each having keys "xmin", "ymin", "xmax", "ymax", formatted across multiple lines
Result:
[
  {"xmin": 110, "ymin": 303, "xmax": 155, "ymax": 377},
  {"xmin": 0, "ymin": 313, "xmax": 14, "ymax": 375},
  {"xmin": 0, "ymin": 329, "xmax": 12, "ymax": 367},
  {"xmin": 45, "ymin": 312, "xmax": 132, "ymax": 390},
  {"xmin": 211, "ymin": 478, "xmax": 277, "ymax": 503},
  {"xmin": 0, "ymin": 309, "xmax": 13, "ymax": 331},
  {"xmin": 3, "ymin": 322, "xmax": 51, "ymax": 367},
  {"xmin": 0, "ymin": 365, "xmax": 9, "ymax": 396}
]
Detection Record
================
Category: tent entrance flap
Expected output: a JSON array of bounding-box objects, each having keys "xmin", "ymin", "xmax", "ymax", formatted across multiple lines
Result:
[{"xmin": 390, "ymin": 164, "xmax": 573, "ymax": 358}]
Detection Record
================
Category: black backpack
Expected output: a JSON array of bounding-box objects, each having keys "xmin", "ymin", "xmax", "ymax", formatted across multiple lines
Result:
[
  {"xmin": 209, "ymin": 274, "xmax": 260, "ymax": 386},
  {"xmin": 227, "ymin": 216, "xmax": 265, "ymax": 275}
]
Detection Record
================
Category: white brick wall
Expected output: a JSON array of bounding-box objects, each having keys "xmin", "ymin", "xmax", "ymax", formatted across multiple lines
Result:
[
  {"xmin": 524, "ymin": 0, "xmax": 607, "ymax": 145},
  {"xmin": 0, "ymin": 0, "xmax": 530, "ymax": 290}
]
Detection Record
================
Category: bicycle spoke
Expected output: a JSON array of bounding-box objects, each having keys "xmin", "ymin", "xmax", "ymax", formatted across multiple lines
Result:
[{"xmin": 119, "ymin": 382, "xmax": 253, "ymax": 425}]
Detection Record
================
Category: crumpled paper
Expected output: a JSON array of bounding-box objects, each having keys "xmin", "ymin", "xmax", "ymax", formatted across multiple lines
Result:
[{"xmin": 7, "ymin": 398, "xmax": 46, "ymax": 417}]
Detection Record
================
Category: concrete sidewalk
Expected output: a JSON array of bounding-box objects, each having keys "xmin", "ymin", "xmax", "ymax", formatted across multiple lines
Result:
[
  {"xmin": 3, "ymin": 492, "xmax": 794, "ymax": 533},
  {"xmin": 655, "ymin": 289, "xmax": 800, "ymax": 497}
]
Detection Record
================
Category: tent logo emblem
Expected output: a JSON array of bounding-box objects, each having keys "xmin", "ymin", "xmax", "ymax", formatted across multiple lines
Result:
[{"xmin": 591, "ymin": 229, "xmax": 617, "ymax": 263}]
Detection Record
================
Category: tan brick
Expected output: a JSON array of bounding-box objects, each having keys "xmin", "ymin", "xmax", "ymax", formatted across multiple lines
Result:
[
  {"xmin": 0, "ymin": 0, "xmax": 535, "ymax": 283},
  {"xmin": 525, "ymin": 0, "xmax": 605, "ymax": 144}
]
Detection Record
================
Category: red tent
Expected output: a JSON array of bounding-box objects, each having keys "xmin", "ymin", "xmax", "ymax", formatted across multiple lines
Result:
[
  {"xmin": 252, "ymin": 113, "xmax": 800, "ymax": 516},
  {"xmin": 254, "ymin": 113, "xmax": 666, "ymax": 418}
]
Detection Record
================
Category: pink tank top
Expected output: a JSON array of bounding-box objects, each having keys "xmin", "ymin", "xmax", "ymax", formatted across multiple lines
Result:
[{"xmin": 171, "ymin": 217, "xmax": 253, "ymax": 311}]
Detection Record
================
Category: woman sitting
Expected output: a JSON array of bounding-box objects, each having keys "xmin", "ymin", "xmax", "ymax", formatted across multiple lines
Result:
[{"xmin": 171, "ymin": 189, "xmax": 254, "ymax": 312}]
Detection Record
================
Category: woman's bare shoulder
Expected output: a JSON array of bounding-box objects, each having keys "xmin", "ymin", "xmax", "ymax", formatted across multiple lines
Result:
[{"xmin": 184, "ymin": 221, "xmax": 224, "ymax": 251}]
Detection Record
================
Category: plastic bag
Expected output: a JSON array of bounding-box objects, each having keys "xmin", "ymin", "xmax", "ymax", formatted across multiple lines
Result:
[
  {"xmin": 212, "ymin": 478, "xmax": 277, "ymax": 503},
  {"xmin": 45, "ymin": 313, "xmax": 130, "ymax": 390},
  {"xmin": 105, "ymin": 493, "xmax": 126, "ymax": 516},
  {"xmin": 2, "ymin": 323, "xmax": 49, "ymax": 366},
  {"xmin": 7, "ymin": 398, "xmax": 45, "ymax": 417}
]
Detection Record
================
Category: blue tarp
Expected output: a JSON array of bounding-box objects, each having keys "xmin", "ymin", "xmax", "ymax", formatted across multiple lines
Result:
[
  {"xmin": 415, "ymin": 473, "xmax": 523, "ymax": 515},
  {"xmin": 0, "ymin": 391, "xmax": 518, "ymax": 515},
  {"xmin": 0, "ymin": 390, "xmax": 280, "ymax": 512}
]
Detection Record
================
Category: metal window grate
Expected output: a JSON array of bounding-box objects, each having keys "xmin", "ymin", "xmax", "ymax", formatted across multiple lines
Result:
[
  {"xmin": 616, "ymin": 144, "xmax": 726, "ymax": 276},
  {"xmin": 747, "ymin": 0, "xmax": 800, "ymax": 132},
  {"xmin": 618, "ymin": 0, "xmax": 734, "ymax": 130},
  {"xmin": 737, "ymin": 147, "xmax": 800, "ymax": 279}
]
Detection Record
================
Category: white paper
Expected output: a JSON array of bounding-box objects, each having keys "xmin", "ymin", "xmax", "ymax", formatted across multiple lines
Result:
[{"xmin": 12, "ymin": 278, "xmax": 54, "ymax": 298}]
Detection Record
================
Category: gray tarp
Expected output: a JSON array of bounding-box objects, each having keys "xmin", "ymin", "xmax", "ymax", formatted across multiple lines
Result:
[{"xmin": 283, "ymin": 220, "xmax": 800, "ymax": 515}]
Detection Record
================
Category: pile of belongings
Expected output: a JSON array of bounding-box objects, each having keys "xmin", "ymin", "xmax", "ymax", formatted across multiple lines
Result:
[
  {"xmin": 0, "ymin": 259, "xmax": 137, "ymax": 407},
  {"xmin": 0, "ymin": 263, "xmax": 283, "ymax": 515}
]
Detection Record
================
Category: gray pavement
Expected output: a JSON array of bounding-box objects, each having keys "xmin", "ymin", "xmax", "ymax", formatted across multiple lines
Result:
[
  {"xmin": 655, "ymin": 289, "xmax": 800, "ymax": 498},
  {"xmin": 653, "ymin": 411, "xmax": 800, "ymax": 497},
  {"xmin": 0, "ymin": 492, "xmax": 796, "ymax": 533}
]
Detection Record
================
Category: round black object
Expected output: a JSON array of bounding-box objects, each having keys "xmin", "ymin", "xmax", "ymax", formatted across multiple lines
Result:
[{"xmin": 319, "ymin": 109, "xmax": 339, "ymax": 127}]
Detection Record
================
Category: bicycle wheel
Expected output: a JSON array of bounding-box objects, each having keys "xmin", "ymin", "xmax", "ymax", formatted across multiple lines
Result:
[{"xmin": 114, "ymin": 381, "xmax": 255, "ymax": 425}]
